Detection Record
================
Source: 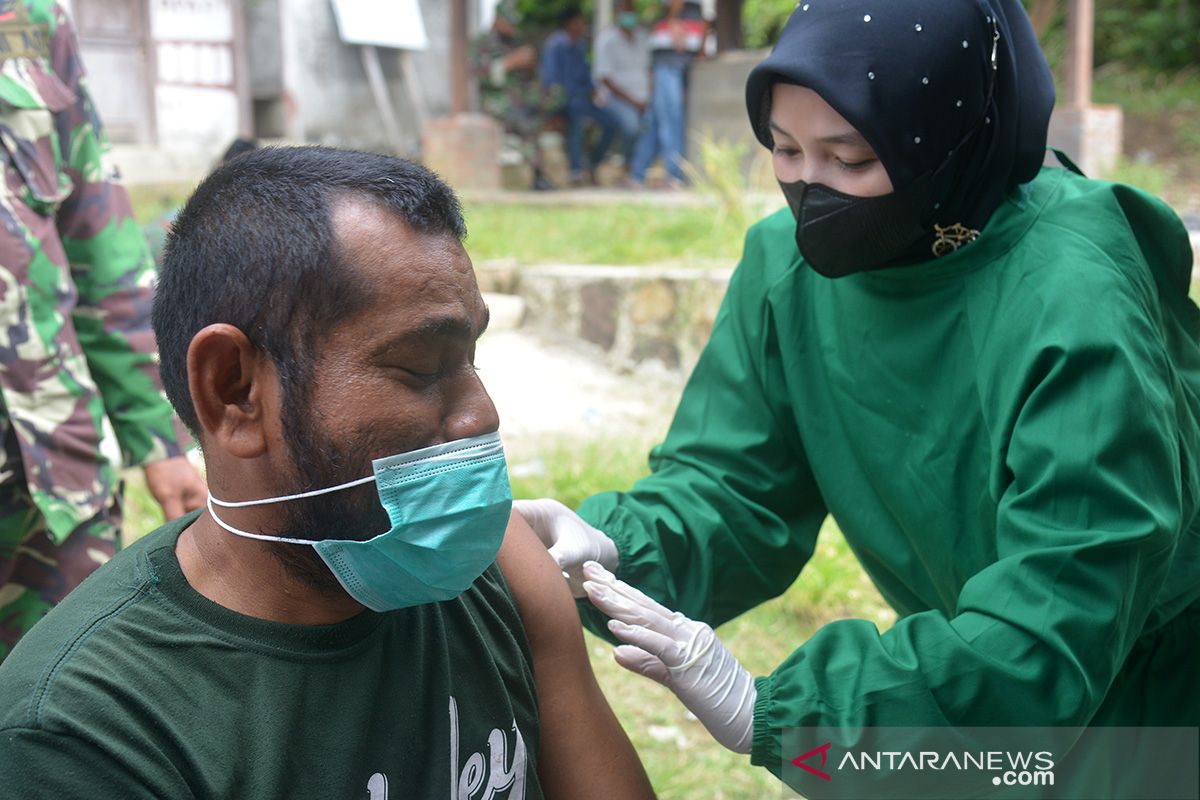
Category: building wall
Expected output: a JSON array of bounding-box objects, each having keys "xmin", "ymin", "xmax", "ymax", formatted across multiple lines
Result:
[
  {"xmin": 262, "ymin": 0, "xmax": 453, "ymax": 158},
  {"xmin": 150, "ymin": 0, "xmax": 242, "ymax": 153},
  {"xmin": 73, "ymin": 0, "xmax": 245, "ymax": 178},
  {"xmin": 74, "ymin": 0, "xmax": 481, "ymax": 178}
]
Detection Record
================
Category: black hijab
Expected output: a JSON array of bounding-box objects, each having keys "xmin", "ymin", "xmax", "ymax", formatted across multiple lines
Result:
[{"xmin": 745, "ymin": 0, "xmax": 1055, "ymax": 238}]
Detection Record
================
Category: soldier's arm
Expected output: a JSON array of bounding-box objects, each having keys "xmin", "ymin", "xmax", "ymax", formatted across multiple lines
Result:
[
  {"xmin": 497, "ymin": 511, "xmax": 656, "ymax": 799},
  {"xmin": 47, "ymin": 2, "xmax": 190, "ymax": 467}
]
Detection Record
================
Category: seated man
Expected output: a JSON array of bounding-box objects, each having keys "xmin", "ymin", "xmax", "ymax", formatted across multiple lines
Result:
[
  {"xmin": 0, "ymin": 146, "xmax": 655, "ymax": 799},
  {"xmin": 541, "ymin": 7, "xmax": 620, "ymax": 186}
]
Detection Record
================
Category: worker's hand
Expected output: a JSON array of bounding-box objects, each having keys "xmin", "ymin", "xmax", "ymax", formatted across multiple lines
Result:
[
  {"xmin": 512, "ymin": 498, "xmax": 618, "ymax": 597},
  {"xmin": 143, "ymin": 455, "xmax": 207, "ymax": 521},
  {"xmin": 582, "ymin": 561, "xmax": 755, "ymax": 754}
]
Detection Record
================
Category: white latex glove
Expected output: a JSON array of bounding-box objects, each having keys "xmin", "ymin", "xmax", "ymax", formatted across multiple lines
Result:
[
  {"xmin": 512, "ymin": 498, "xmax": 619, "ymax": 598},
  {"xmin": 581, "ymin": 561, "xmax": 756, "ymax": 754}
]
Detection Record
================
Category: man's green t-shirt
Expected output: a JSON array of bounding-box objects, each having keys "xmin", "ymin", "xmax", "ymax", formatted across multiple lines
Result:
[{"xmin": 0, "ymin": 511, "xmax": 543, "ymax": 799}]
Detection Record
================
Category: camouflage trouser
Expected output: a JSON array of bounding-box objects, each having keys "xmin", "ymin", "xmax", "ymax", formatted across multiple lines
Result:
[
  {"xmin": 482, "ymin": 83, "xmax": 565, "ymax": 175},
  {"xmin": 499, "ymin": 105, "xmax": 555, "ymax": 171},
  {"xmin": 0, "ymin": 449, "xmax": 122, "ymax": 662}
]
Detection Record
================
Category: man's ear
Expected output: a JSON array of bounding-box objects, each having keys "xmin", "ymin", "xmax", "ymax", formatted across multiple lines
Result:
[{"xmin": 187, "ymin": 324, "xmax": 275, "ymax": 460}]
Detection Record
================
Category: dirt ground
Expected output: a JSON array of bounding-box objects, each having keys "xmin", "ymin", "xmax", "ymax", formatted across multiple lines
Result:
[
  {"xmin": 1120, "ymin": 109, "xmax": 1200, "ymax": 222},
  {"xmin": 474, "ymin": 328, "xmax": 685, "ymax": 459}
]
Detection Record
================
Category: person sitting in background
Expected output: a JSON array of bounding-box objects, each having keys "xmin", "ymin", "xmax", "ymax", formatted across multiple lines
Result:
[
  {"xmin": 471, "ymin": 0, "xmax": 564, "ymax": 190},
  {"xmin": 594, "ymin": 0, "xmax": 652, "ymax": 180},
  {"xmin": 541, "ymin": 6, "xmax": 620, "ymax": 187},
  {"xmin": 0, "ymin": 146, "xmax": 656, "ymax": 800}
]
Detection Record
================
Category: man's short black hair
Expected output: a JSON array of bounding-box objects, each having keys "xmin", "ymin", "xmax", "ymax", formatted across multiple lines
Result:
[
  {"xmin": 152, "ymin": 145, "xmax": 467, "ymax": 439},
  {"xmin": 220, "ymin": 136, "xmax": 257, "ymax": 164},
  {"xmin": 558, "ymin": 6, "xmax": 584, "ymax": 26}
]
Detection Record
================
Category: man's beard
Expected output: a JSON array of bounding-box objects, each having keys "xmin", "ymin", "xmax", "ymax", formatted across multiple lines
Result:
[{"xmin": 265, "ymin": 408, "xmax": 396, "ymax": 598}]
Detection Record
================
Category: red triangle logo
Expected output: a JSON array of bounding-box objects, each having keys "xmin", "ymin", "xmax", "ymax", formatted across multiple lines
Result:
[{"xmin": 791, "ymin": 742, "xmax": 832, "ymax": 781}]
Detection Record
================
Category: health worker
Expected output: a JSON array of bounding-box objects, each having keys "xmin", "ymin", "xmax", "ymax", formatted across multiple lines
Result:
[{"xmin": 516, "ymin": 0, "xmax": 1200, "ymax": 794}]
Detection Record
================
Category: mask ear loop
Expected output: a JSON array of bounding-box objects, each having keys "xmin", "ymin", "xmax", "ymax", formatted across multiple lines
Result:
[
  {"xmin": 206, "ymin": 496, "xmax": 322, "ymax": 545},
  {"xmin": 209, "ymin": 474, "xmax": 377, "ymax": 508},
  {"xmin": 207, "ymin": 474, "xmax": 379, "ymax": 545}
]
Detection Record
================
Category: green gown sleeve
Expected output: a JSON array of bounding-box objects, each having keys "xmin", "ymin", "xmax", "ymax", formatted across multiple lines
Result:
[
  {"xmin": 750, "ymin": 233, "xmax": 1182, "ymax": 775},
  {"xmin": 577, "ymin": 220, "xmax": 829, "ymax": 630}
]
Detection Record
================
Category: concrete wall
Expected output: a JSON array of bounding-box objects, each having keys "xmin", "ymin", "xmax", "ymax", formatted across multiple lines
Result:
[
  {"xmin": 687, "ymin": 48, "xmax": 771, "ymax": 183},
  {"xmin": 268, "ymin": 0, "xmax": 453, "ymax": 157},
  {"xmin": 74, "ymin": 0, "xmax": 244, "ymax": 182},
  {"xmin": 247, "ymin": 0, "xmax": 283, "ymax": 100},
  {"xmin": 688, "ymin": 49, "xmax": 765, "ymax": 151},
  {"xmin": 150, "ymin": 0, "xmax": 242, "ymax": 154},
  {"xmin": 1046, "ymin": 105, "xmax": 1124, "ymax": 179}
]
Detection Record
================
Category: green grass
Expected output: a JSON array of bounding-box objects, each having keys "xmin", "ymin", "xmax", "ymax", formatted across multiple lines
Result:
[
  {"xmin": 121, "ymin": 436, "xmax": 889, "ymax": 796},
  {"xmin": 509, "ymin": 435, "xmax": 655, "ymax": 507},
  {"xmin": 1104, "ymin": 157, "xmax": 1173, "ymax": 197},
  {"xmin": 121, "ymin": 469, "xmax": 166, "ymax": 545},
  {"xmin": 127, "ymin": 182, "xmax": 195, "ymax": 226},
  {"xmin": 1093, "ymin": 65, "xmax": 1200, "ymax": 208},
  {"xmin": 462, "ymin": 201, "xmax": 744, "ymax": 267},
  {"xmin": 1093, "ymin": 66, "xmax": 1200, "ymax": 126},
  {"xmin": 129, "ymin": 184, "xmax": 747, "ymax": 268}
]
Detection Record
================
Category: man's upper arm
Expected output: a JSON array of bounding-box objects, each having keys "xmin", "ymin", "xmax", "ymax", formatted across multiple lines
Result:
[{"xmin": 498, "ymin": 511, "xmax": 655, "ymax": 799}]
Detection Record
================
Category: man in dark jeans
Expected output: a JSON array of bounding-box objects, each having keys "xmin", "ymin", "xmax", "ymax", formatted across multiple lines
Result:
[{"xmin": 540, "ymin": 6, "xmax": 619, "ymax": 186}]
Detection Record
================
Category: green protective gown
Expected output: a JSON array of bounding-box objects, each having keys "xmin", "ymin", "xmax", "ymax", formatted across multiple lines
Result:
[{"xmin": 577, "ymin": 166, "xmax": 1200, "ymax": 784}]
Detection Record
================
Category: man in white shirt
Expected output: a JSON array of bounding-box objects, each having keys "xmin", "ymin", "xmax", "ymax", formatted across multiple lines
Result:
[{"xmin": 593, "ymin": 0, "xmax": 652, "ymax": 174}]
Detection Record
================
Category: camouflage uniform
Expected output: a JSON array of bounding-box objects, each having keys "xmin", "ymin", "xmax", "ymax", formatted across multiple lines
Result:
[
  {"xmin": 0, "ymin": 0, "xmax": 189, "ymax": 658},
  {"xmin": 471, "ymin": 28, "xmax": 564, "ymax": 173}
]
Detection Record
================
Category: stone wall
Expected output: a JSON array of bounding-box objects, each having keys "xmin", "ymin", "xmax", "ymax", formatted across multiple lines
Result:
[
  {"xmin": 1046, "ymin": 105, "xmax": 1125, "ymax": 178},
  {"xmin": 478, "ymin": 263, "xmax": 732, "ymax": 374}
]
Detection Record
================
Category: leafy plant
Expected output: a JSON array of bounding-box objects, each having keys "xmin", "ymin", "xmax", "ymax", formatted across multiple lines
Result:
[
  {"xmin": 681, "ymin": 130, "xmax": 781, "ymax": 239},
  {"xmin": 1095, "ymin": 1, "xmax": 1200, "ymax": 73},
  {"xmin": 681, "ymin": 132, "xmax": 756, "ymax": 233}
]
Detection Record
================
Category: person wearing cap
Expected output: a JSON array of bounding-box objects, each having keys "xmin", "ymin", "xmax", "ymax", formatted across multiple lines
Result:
[{"xmin": 516, "ymin": 0, "xmax": 1200, "ymax": 794}]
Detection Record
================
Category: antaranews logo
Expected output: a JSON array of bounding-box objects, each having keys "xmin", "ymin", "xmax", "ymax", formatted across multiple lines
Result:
[
  {"xmin": 791, "ymin": 742, "xmax": 832, "ymax": 781},
  {"xmin": 782, "ymin": 726, "xmax": 1198, "ymax": 800},
  {"xmin": 785, "ymin": 738, "xmax": 1056, "ymax": 795}
]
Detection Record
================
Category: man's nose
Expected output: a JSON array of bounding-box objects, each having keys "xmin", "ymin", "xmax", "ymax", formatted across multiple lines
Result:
[{"xmin": 443, "ymin": 370, "xmax": 500, "ymax": 441}]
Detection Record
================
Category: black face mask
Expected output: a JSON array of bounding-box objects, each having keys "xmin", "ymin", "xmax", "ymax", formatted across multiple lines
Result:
[{"xmin": 778, "ymin": 172, "xmax": 936, "ymax": 279}]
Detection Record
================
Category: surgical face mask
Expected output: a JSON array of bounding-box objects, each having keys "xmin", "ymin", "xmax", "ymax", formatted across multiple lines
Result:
[
  {"xmin": 777, "ymin": 174, "xmax": 934, "ymax": 279},
  {"xmin": 207, "ymin": 432, "xmax": 512, "ymax": 612},
  {"xmin": 618, "ymin": 11, "xmax": 639, "ymax": 29}
]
